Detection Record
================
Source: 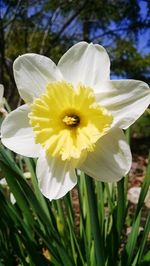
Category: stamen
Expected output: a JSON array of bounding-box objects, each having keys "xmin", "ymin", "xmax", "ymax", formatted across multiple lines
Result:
[{"xmin": 62, "ymin": 115, "xmax": 80, "ymax": 127}]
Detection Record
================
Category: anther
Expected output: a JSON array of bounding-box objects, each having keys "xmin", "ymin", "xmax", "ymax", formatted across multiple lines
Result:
[{"xmin": 62, "ymin": 115, "xmax": 80, "ymax": 127}]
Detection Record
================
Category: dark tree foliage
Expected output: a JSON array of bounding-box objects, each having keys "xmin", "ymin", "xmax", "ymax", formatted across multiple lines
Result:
[{"xmin": 0, "ymin": 0, "xmax": 149, "ymax": 107}]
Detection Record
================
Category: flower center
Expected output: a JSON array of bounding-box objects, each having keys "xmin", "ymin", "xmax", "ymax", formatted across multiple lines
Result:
[
  {"xmin": 62, "ymin": 114, "xmax": 80, "ymax": 127},
  {"xmin": 29, "ymin": 81, "xmax": 113, "ymax": 162}
]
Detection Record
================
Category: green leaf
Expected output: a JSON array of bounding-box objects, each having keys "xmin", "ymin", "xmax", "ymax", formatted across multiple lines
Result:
[
  {"xmin": 135, "ymin": 153, "xmax": 150, "ymax": 218},
  {"xmin": 136, "ymin": 211, "xmax": 150, "ymax": 264},
  {"xmin": 121, "ymin": 212, "xmax": 141, "ymax": 266}
]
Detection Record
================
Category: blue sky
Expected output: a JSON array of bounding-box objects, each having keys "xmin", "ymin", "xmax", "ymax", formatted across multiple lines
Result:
[{"xmin": 138, "ymin": 0, "xmax": 150, "ymax": 54}]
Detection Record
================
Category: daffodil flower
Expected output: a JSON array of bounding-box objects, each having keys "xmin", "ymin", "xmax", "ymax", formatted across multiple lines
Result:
[
  {"xmin": 0, "ymin": 84, "xmax": 7, "ymax": 116},
  {"xmin": 0, "ymin": 178, "xmax": 16, "ymax": 204},
  {"xmin": 0, "ymin": 84, "xmax": 4, "ymax": 108},
  {"xmin": 1, "ymin": 42, "xmax": 150, "ymax": 200}
]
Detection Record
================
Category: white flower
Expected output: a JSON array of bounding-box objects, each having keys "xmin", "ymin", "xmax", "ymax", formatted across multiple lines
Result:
[
  {"xmin": 0, "ymin": 84, "xmax": 7, "ymax": 116},
  {"xmin": 0, "ymin": 178, "xmax": 16, "ymax": 204},
  {"xmin": 1, "ymin": 42, "xmax": 150, "ymax": 200},
  {"xmin": 0, "ymin": 84, "xmax": 4, "ymax": 108}
]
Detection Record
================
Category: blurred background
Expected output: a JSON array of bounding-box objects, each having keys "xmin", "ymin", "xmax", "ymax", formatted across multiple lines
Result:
[{"xmin": 0, "ymin": 0, "xmax": 150, "ymax": 107}]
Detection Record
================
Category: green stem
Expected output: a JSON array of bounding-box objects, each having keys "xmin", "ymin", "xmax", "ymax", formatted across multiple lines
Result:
[
  {"xmin": 137, "ymin": 211, "xmax": 150, "ymax": 263},
  {"xmin": 85, "ymin": 174, "xmax": 105, "ymax": 266},
  {"xmin": 117, "ymin": 178, "xmax": 125, "ymax": 236}
]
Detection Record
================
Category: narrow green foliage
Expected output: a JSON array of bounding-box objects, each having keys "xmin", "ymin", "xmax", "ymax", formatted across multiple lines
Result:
[
  {"xmin": 136, "ymin": 211, "xmax": 150, "ymax": 264},
  {"xmin": 85, "ymin": 174, "xmax": 105, "ymax": 266},
  {"xmin": 135, "ymin": 153, "xmax": 150, "ymax": 218},
  {"xmin": 117, "ymin": 178, "xmax": 126, "ymax": 236},
  {"xmin": 0, "ymin": 139, "xmax": 150, "ymax": 265},
  {"xmin": 122, "ymin": 212, "xmax": 141, "ymax": 266}
]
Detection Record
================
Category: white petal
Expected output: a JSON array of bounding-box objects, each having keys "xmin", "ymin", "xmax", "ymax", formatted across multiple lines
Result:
[
  {"xmin": 95, "ymin": 80, "xmax": 150, "ymax": 129},
  {"xmin": 1, "ymin": 104, "xmax": 41, "ymax": 157},
  {"xmin": 80, "ymin": 128, "xmax": 132, "ymax": 182},
  {"xmin": 36, "ymin": 151, "xmax": 77, "ymax": 200},
  {"xmin": 13, "ymin": 54, "xmax": 63, "ymax": 103},
  {"xmin": 0, "ymin": 178, "xmax": 7, "ymax": 186},
  {"xmin": 0, "ymin": 84, "xmax": 4, "ymax": 100},
  {"xmin": 58, "ymin": 42, "xmax": 110, "ymax": 87}
]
